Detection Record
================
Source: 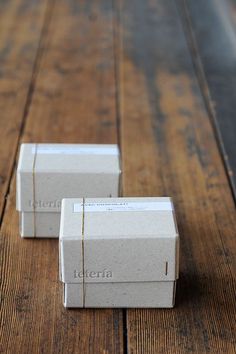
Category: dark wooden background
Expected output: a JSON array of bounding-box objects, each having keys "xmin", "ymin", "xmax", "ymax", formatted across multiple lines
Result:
[{"xmin": 0, "ymin": 0, "xmax": 236, "ymax": 353}]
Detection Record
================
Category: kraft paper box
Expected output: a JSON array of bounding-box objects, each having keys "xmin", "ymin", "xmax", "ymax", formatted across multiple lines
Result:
[
  {"xmin": 60, "ymin": 197, "xmax": 179, "ymax": 308},
  {"xmin": 16, "ymin": 144, "xmax": 121, "ymax": 238}
]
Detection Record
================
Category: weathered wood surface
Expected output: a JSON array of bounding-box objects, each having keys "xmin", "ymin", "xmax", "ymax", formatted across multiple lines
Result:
[
  {"xmin": 0, "ymin": 1, "xmax": 123, "ymax": 353},
  {"xmin": 179, "ymin": 0, "xmax": 236, "ymax": 200},
  {"xmin": 116, "ymin": 0, "xmax": 236, "ymax": 352},
  {"xmin": 0, "ymin": 0, "xmax": 50, "ymax": 220},
  {"xmin": 0, "ymin": 0, "xmax": 236, "ymax": 353}
]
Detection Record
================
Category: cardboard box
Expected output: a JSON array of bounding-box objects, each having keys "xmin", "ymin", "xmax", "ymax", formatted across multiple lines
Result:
[
  {"xmin": 60, "ymin": 197, "xmax": 179, "ymax": 308},
  {"xmin": 16, "ymin": 144, "xmax": 121, "ymax": 237}
]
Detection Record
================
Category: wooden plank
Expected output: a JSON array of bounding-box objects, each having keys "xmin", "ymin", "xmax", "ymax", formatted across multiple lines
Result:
[
  {"xmin": 23, "ymin": 0, "xmax": 118, "ymax": 143},
  {"xmin": 0, "ymin": 1, "xmax": 124, "ymax": 353},
  {"xmin": 0, "ymin": 0, "xmax": 50, "ymax": 220},
  {"xmin": 116, "ymin": 0, "xmax": 236, "ymax": 352},
  {"xmin": 178, "ymin": 0, "xmax": 236, "ymax": 200}
]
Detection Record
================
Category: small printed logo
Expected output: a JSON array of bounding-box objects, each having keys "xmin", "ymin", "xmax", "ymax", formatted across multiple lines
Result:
[
  {"xmin": 74, "ymin": 269, "xmax": 113, "ymax": 279},
  {"xmin": 29, "ymin": 199, "xmax": 61, "ymax": 209}
]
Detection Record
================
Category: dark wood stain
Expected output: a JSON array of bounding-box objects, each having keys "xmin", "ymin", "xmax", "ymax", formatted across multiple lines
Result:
[{"xmin": 179, "ymin": 0, "xmax": 236, "ymax": 200}]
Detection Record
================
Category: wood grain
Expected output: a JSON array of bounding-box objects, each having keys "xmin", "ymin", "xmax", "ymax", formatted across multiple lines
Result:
[
  {"xmin": 178, "ymin": 0, "xmax": 236, "ymax": 200},
  {"xmin": 1, "ymin": 0, "xmax": 236, "ymax": 353},
  {"xmin": 0, "ymin": 1, "xmax": 124, "ymax": 353},
  {"xmin": 116, "ymin": 0, "xmax": 236, "ymax": 352},
  {"xmin": 23, "ymin": 0, "xmax": 118, "ymax": 143},
  {"xmin": 0, "ymin": 0, "xmax": 50, "ymax": 221}
]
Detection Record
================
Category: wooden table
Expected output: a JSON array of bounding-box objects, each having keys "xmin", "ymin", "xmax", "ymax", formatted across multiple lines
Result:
[{"xmin": 0, "ymin": 0, "xmax": 235, "ymax": 353}]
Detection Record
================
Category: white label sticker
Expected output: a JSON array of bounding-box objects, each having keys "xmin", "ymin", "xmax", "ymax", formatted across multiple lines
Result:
[
  {"xmin": 32, "ymin": 145, "xmax": 119, "ymax": 155},
  {"xmin": 73, "ymin": 201, "xmax": 173, "ymax": 213}
]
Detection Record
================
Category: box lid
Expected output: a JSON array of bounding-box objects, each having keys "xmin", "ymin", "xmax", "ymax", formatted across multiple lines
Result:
[
  {"xmin": 60, "ymin": 197, "xmax": 179, "ymax": 284},
  {"xmin": 16, "ymin": 144, "xmax": 121, "ymax": 212}
]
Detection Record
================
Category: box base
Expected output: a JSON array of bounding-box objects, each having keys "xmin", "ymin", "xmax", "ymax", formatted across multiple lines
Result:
[
  {"xmin": 63, "ymin": 281, "xmax": 176, "ymax": 308},
  {"xmin": 20, "ymin": 211, "xmax": 60, "ymax": 238}
]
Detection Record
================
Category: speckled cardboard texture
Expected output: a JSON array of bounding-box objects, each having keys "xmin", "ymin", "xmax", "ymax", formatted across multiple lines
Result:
[{"xmin": 60, "ymin": 197, "xmax": 179, "ymax": 308}]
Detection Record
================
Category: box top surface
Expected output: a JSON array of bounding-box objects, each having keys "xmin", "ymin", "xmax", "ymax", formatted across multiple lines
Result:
[
  {"xmin": 18, "ymin": 143, "xmax": 121, "ymax": 173},
  {"xmin": 61, "ymin": 197, "xmax": 178, "ymax": 239}
]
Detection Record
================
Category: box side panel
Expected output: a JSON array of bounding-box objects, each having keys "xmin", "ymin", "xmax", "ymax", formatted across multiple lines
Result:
[
  {"xmin": 63, "ymin": 281, "xmax": 175, "ymax": 308},
  {"xmin": 172, "ymin": 281, "xmax": 177, "ymax": 307},
  {"xmin": 175, "ymin": 233, "xmax": 180, "ymax": 279},
  {"xmin": 16, "ymin": 144, "xmax": 35, "ymax": 211},
  {"xmin": 63, "ymin": 283, "xmax": 83, "ymax": 308},
  {"xmin": 85, "ymin": 281, "xmax": 175, "ymax": 308},
  {"xmin": 20, "ymin": 212, "xmax": 60, "ymax": 238},
  {"xmin": 84, "ymin": 238, "xmax": 177, "ymax": 283},
  {"xmin": 60, "ymin": 239, "xmax": 83, "ymax": 283},
  {"xmin": 20, "ymin": 212, "xmax": 34, "ymax": 238},
  {"xmin": 35, "ymin": 212, "xmax": 60, "ymax": 237}
]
